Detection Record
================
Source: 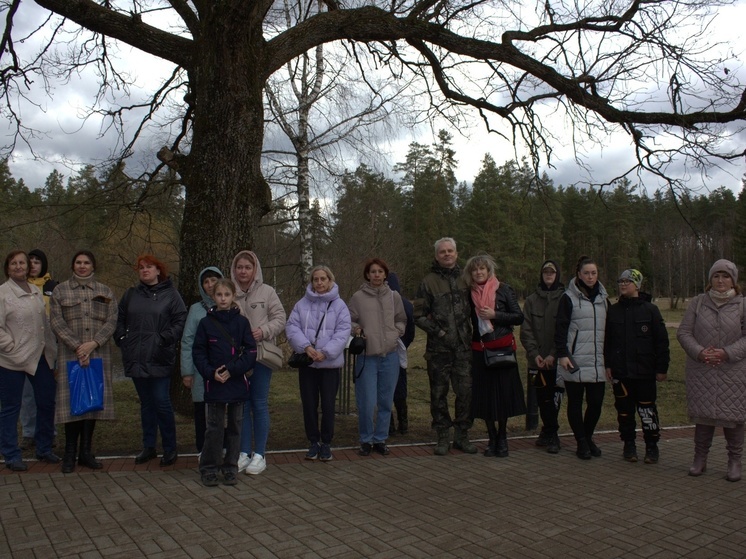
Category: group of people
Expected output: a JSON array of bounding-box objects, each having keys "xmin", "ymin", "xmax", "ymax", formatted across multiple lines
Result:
[{"xmin": 1, "ymin": 240, "xmax": 744, "ymax": 484}]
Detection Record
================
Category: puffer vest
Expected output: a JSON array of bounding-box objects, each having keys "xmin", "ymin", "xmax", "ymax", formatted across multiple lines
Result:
[{"xmin": 561, "ymin": 278, "xmax": 608, "ymax": 383}]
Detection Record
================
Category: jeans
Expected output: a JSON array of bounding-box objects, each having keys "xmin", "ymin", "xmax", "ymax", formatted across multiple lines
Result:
[
  {"xmin": 0, "ymin": 357, "xmax": 56, "ymax": 463},
  {"xmin": 298, "ymin": 367, "xmax": 339, "ymax": 444},
  {"xmin": 241, "ymin": 362, "xmax": 272, "ymax": 456},
  {"xmin": 19, "ymin": 377, "xmax": 36, "ymax": 438},
  {"xmin": 355, "ymin": 351, "xmax": 399, "ymax": 444},
  {"xmin": 132, "ymin": 377, "xmax": 176, "ymax": 452},
  {"xmin": 200, "ymin": 402, "xmax": 243, "ymax": 475}
]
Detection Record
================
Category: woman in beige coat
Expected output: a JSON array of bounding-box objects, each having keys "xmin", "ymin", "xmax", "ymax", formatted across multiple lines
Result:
[
  {"xmin": 50, "ymin": 250, "xmax": 118, "ymax": 473},
  {"xmin": 231, "ymin": 250, "xmax": 286, "ymax": 475},
  {"xmin": 677, "ymin": 259, "xmax": 746, "ymax": 482},
  {"xmin": 348, "ymin": 258, "xmax": 406, "ymax": 457}
]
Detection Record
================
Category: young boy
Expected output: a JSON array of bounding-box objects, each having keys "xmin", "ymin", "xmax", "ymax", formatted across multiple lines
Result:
[{"xmin": 604, "ymin": 269, "xmax": 670, "ymax": 463}]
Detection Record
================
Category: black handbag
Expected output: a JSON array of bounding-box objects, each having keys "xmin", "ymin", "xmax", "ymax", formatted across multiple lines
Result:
[
  {"xmin": 483, "ymin": 346, "xmax": 516, "ymax": 368},
  {"xmin": 348, "ymin": 330, "xmax": 366, "ymax": 355},
  {"xmin": 288, "ymin": 352, "xmax": 313, "ymax": 368}
]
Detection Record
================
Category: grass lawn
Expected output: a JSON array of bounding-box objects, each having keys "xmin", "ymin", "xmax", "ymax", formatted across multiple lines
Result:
[{"xmin": 25, "ymin": 300, "xmax": 691, "ymax": 458}]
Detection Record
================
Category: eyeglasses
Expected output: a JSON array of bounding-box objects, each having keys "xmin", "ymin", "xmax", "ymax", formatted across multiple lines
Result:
[{"xmin": 617, "ymin": 279, "xmax": 633, "ymax": 285}]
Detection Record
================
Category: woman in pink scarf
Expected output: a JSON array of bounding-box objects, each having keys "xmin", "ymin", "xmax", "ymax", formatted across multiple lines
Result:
[{"xmin": 464, "ymin": 254, "xmax": 526, "ymax": 458}]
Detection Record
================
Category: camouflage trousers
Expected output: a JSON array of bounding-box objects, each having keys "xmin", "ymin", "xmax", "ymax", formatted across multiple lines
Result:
[{"xmin": 426, "ymin": 350, "xmax": 473, "ymax": 432}]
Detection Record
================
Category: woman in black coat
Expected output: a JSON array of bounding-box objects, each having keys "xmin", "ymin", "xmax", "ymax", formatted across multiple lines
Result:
[
  {"xmin": 115, "ymin": 254, "xmax": 187, "ymax": 466},
  {"xmin": 464, "ymin": 254, "xmax": 526, "ymax": 458}
]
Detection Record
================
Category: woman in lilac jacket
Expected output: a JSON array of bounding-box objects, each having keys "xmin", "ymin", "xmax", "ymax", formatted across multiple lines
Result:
[{"xmin": 286, "ymin": 265, "xmax": 351, "ymax": 462}]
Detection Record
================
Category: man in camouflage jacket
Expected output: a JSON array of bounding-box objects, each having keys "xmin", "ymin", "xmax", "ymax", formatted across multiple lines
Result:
[{"xmin": 414, "ymin": 237, "xmax": 475, "ymax": 455}]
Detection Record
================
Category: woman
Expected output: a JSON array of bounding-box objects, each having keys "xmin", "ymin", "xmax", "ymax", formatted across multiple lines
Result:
[
  {"xmin": 348, "ymin": 258, "xmax": 406, "ymax": 456},
  {"xmin": 0, "ymin": 250, "xmax": 58, "ymax": 471},
  {"xmin": 231, "ymin": 250, "xmax": 286, "ymax": 475},
  {"xmin": 115, "ymin": 254, "xmax": 187, "ymax": 466},
  {"xmin": 50, "ymin": 250, "xmax": 118, "ymax": 473},
  {"xmin": 554, "ymin": 256, "xmax": 608, "ymax": 460},
  {"xmin": 286, "ymin": 265, "xmax": 351, "ymax": 461},
  {"xmin": 465, "ymin": 254, "xmax": 526, "ymax": 458},
  {"xmin": 678, "ymin": 259, "xmax": 746, "ymax": 482},
  {"xmin": 180, "ymin": 266, "xmax": 223, "ymax": 453}
]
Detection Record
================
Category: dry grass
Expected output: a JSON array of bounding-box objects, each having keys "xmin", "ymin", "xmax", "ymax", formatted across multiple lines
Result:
[{"xmin": 22, "ymin": 301, "xmax": 690, "ymax": 458}]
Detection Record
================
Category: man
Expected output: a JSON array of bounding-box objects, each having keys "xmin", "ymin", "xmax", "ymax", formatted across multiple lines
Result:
[
  {"xmin": 520, "ymin": 260, "xmax": 565, "ymax": 454},
  {"xmin": 19, "ymin": 249, "xmax": 58, "ymax": 450},
  {"xmin": 604, "ymin": 269, "xmax": 670, "ymax": 464},
  {"xmin": 414, "ymin": 237, "xmax": 475, "ymax": 455}
]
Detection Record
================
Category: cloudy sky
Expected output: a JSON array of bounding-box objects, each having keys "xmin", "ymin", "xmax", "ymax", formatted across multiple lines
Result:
[{"xmin": 3, "ymin": 1, "xmax": 745, "ymax": 195}]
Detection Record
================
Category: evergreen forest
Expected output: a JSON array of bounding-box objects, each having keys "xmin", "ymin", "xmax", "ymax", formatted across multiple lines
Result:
[{"xmin": 2, "ymin": 131, "xmax": 744, "ymax": 309}]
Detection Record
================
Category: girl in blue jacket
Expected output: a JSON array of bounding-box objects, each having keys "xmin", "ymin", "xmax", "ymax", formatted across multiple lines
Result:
[{"xmin": 192, "ymin": 279, "xmax": 257, "ymax": 486}]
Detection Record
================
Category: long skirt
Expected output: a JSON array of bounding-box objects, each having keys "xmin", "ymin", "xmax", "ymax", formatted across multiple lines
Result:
[{"xmin": 471, "ymin": 349, "xmax": 527, "ymax": 422}]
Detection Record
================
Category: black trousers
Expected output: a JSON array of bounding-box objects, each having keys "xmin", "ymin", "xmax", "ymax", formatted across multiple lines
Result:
[
  {"xmin": 612, "ymin": 378, "xmax": 660, "ymax": 443},
  {"xmin": 298, "ymin": 367, "xmax": 339, "ymax": 444},
  {"xmin": 565, "ymin": 381, "xmax": 605, "ymax": 441},
  {"xmin": 534, "ymin": 369, "xmax": 562, "ymax": 435}
]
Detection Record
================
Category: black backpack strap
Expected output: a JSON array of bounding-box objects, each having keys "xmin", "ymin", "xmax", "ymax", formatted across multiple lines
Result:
[{"xmin": 208, "ymin": 314, "xmax": 236, "ymax": 350}]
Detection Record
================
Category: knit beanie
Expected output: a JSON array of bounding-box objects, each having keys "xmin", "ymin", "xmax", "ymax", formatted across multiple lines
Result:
[
  {"xmin": 618, "ymin": 269, "xmax": 643, "ymax": 290},
  {"xmin": 28, "ymin": 249, "xmax": 49, "ymax": 277},
  {"xmin": 708, "ymin": 259, "xmax": 738, "ymax": 284}
]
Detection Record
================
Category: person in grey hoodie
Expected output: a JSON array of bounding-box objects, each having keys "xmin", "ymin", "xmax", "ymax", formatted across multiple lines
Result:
[
  {"xmin": 348, "ymin": 258, "xmax": 406, "ymax": 457},
  {"xmin": 180, "ymin": 266, "xmax": 223, "ymax": 453}
]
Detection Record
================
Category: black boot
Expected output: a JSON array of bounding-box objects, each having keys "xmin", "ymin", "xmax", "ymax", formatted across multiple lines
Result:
[
  {"xmin": 484, "ymin": 422, "xmax": 498, "ymax": 457},
  {"xmin": 395, "ymin": 400, "xmax": 408, "ymax": 435},
  {"xmin": 62, "ymin": 422, "xmax": 81, "ymax": 474},
  {"xmin": 495, "ymin": 432, "xmax": 509, "ymax": 458},
  {"xmin": 78, "ymin": 420, "xmax": 103, "ymax": 469}
]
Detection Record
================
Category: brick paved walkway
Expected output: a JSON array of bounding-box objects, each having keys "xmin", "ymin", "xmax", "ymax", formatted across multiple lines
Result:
[{"xmin": 2, "ymin": 427, "xmax": 745, "ymax": 558}]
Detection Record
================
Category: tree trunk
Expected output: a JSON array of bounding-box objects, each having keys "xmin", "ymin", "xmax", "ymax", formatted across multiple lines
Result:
[{"xmin": 178, "ymin": 12, "xmax": 271, "ymax": 303}]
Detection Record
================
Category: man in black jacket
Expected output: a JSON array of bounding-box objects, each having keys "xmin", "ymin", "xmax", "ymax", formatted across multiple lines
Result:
[{"xmin": 604, "ymin": 269, "xmax": 670, "ymax": 464}]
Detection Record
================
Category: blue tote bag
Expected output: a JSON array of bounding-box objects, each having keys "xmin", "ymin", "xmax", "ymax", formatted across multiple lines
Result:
[{"xmin": 67, "ymin": 358, "xmax": 105, "ymax": 416}]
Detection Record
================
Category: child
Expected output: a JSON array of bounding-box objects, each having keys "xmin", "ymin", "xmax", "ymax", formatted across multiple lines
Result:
[
  {"xmin": 192, "ymin": 279, "xmax": 257, "ymax": 486},
  {"xmin": 604, "ymin": 269, "xmax": 669, "ymax": 464}
]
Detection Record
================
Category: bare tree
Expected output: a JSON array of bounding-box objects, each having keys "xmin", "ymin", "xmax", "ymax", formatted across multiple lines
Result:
[
  {"xmin": 2, "ymin": 0, "xmax": 744, "ymax": 297},
  {"xmin": 264, "ymin": 0, "xmax": 410, "ymax": 286}
]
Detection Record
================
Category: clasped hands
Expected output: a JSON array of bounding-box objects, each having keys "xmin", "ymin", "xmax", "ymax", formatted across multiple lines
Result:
[{"xmin": 699, "ymin": 346, "xmax": 727, "ymax": 366}]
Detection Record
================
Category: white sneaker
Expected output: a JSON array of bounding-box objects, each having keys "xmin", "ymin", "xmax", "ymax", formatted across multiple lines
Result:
[
  {"xmin": 245, "ymin": 453, "xmax": 266, "ymax": 475},
  {"xmin": 237, "ymin": 452, "xmax": 250, "ymax": 473}
]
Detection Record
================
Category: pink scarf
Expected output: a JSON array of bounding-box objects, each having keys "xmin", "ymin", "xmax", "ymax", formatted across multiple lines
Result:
[{"xmin": 471, "ymin": 276, "xmax": 499, "ymax": 334}]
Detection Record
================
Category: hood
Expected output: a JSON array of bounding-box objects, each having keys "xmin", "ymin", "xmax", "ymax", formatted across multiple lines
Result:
[
  {"xmin": 538, "ymin": 259, "xmax": 562, "ymax": 291},
  {"xmin": 387, "ymin": 272, "xmax": 402, "ymax": 294},
  {"xmin": 198, "ymin": 266, "xmax": 224, "ymax": 309},
  {"xmin": 207, "ymin": 305, "xmax": 241, "ymax": 323},
  {"xmin": 231, "ymin": 250, "xmax": 264, "ymax": 295},
  {"xmin": 29, "ymin": 249, "xmax": 49, "ymax": 277},
  {"xmin": 568, "ymin": 276, "xmax": 607, "ymax": 302},
  {"xmin": 304, "ymin": 281, "xmax": 340, "ymax": 303}
]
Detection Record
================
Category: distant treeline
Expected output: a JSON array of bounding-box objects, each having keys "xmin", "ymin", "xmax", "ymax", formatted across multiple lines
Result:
[{"xmin": 2, "ymin": 136, "xmax": 744, "ymax": 311}]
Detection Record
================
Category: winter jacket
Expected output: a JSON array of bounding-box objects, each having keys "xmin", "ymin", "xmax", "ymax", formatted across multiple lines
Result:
[
  {"xmin": 521, "ymin": 285, "xmax": 565, "ymax": 368},
  {"xmin": 348, "ymin": 282, "xmax": 406, "ymax": 356},
  {"xmin": 0, "ymin": 280, "xmax": 57, "ymax": 374},
  {"xmin": 604, "ymin": 293, "xmax": 670, "ymax": 380},
  {"xmin": 470, "ymin": 282, "xmax": 524, "ymax": 344},
  {"xmin": 230, "ymin": 251, "xmax": 286, "ymax": 342},
  {"xmin": 414, "ymin": 261, "xmax": 472, "ymax": 354},
  {"xmin": 678, "ymin": 293, "xmax": 746, "ymax": 424},
  {"xmin": 554, "ymin": 277, "xmax": 608, "ymax": 383},
  {"xmin": 115, "ymin": 278, "xmax": 187, "ymax": 379},
  {"xmin": 192, "ymin": 306, "xmax": 257, "ymax": 404},
  {"xmin": 181, "ymin": 266, "xmax": 223, "ymax": 402},
  {"xmin": 286, "ymin": 283, "xmax": 351, "ymax": 369}
]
